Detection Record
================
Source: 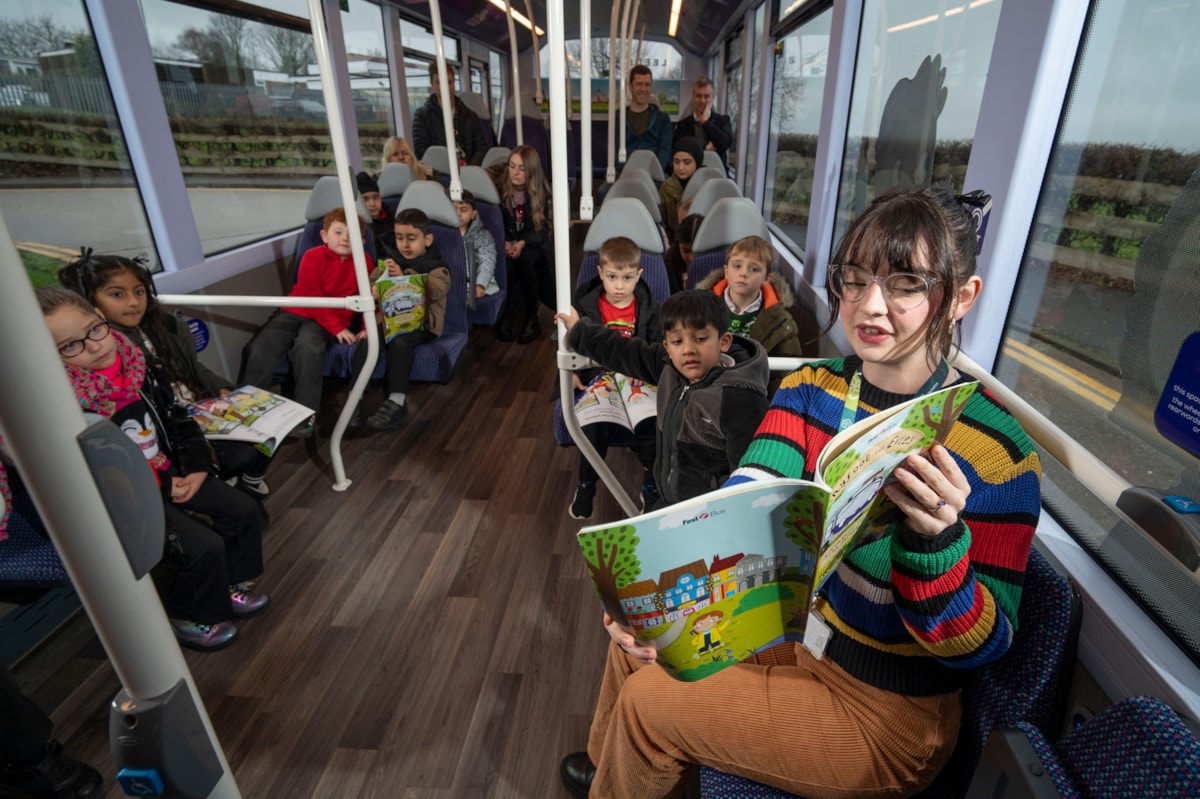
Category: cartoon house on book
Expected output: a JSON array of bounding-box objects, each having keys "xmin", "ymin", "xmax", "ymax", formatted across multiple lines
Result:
[
  {"xmin": 736, "ymin": 553, "xmax": 789, "ymax": 591},
  {"xmin": 709, "ymin": 553, "xmax": 745, "ymax": 601},
  {"xmin": 618, "ymin": 579, "xmax": 664, "ymax": 630},
  {"xmin": 656, "ymin": 560, "xmax": 712, "ymax": 623}
]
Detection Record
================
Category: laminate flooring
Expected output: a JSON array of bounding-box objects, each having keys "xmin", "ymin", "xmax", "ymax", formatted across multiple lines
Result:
[{"xmin": 12, "ymin": 314, "xmax": 646, "ymax": 798}]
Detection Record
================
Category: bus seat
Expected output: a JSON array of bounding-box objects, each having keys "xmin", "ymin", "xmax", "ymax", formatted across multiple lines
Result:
[
  {"xmin": 616, "ymin": 167, "xmax": 657, "ymax": 197},
  {"xmin": 970, "ymin": 695, "xmax": 1200, "ymax": 799},
  {"xmin": 689, "ymin": 178, "xmax": 742, "ymax": 219},
  {"xmin": 293, "ymin": 175, "xmax": 376, "ymax": 282},
  {"xmin": 0, "ymin": 475, "xmax": 68, "ymax": 588},
  {"xmin": 378, "ymin": 163, "xmax": 415, "ymax": 201},
  {"xmin": 556, "ymin": 200, "xmax": 670, "ymax": 447},
  {"xmin": 623, "ymin": 150, "xmax": 665, "ymax": 183},
  {"xmin": 702, "ymin": 150, "xmax": 725, "ymax": 172},
  {"xmin": 422, "ymin": 146, "xmax": 453, "ymax": 186},
  {"xmin": 687, "ymin": 198, "xmax": 772, "ymax": 289},
  {"xmin": 680, "ymin": 166, "xmax": 726, "ymax": 205},
  {"xmin": 457, "ymin": 91, "xmax": 496, "ymax": 151},
  {"xmin": 482, "ymin": 146, "xmax": 511, "ymax": 170},
  {"xmin": 459, "ymin": 166, "xmax": 508, "ymax": 325},
  {"xmin": 602, "ymin": 178, "xmax": 663, "ymax": 224},
  {"xmin": 698, "ymin": 546, "xmax": 1082, "ymax": 799}
]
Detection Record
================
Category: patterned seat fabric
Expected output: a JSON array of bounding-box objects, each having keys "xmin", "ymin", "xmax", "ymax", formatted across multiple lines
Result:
[
  {"xmin": 699, "ymin": 547, "xmax": 1081, "ymax": 799},
  {"xmin": 0, "ymin": 478, "xmax": 68, "ymax": 586}
]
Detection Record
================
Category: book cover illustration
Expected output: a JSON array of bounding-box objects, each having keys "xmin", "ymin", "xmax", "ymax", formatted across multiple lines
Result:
[
  {"xmin": 375, "ymin": 273, "xmax": 427, "ymax": 341},
  {"xmin": 187, "ymin": 386, "xmax": 314, "ymax": 456},
  {"xmin": 574, "ymin": 371, "xmax": 658, "ymax": 430},
  {"xmin": 576, "ymin": 381, "xmax": 977, "ymax": 682}
]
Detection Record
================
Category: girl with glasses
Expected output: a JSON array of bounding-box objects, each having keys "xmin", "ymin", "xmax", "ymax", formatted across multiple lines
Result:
[
  {"xmin": 34, "ymin": 287, "xmax": 270, "ymax": 652},
  {"xmin": 562, "ymin": 186, "xmax": 1042, "ymax": 799}
]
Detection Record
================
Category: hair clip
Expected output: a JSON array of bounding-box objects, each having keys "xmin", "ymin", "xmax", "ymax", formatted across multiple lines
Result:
[
  {"xmin": 954, "ymin": 189, "xmax": 991, "ymax": 209},
  {"xmin": 954, "ymin": 190, "xmax": 992, "ymax": 255},
  {"xmin": 73, "ymin": 246, "xmax": 95, "ymax": 297}
]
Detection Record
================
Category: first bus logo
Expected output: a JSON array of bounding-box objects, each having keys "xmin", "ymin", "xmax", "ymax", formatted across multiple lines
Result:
[{"xmin": 681, "ymin": 508, "xmax": 725, "ymax": 525}]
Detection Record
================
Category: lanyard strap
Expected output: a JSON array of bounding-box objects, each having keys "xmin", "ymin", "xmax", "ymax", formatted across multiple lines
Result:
[{"xmin": 838, "ymin": 359, "xmax": 950, "ymax": 432}]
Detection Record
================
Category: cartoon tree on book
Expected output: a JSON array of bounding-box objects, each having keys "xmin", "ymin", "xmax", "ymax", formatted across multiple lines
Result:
[
  {"xmin": 782, "ymin": 495, "xmax": 822, "ymax": 629},
  {"xmin": 580, "ymin": 525, "xmax": 642, "ymax": 621},
  {"xmin": 922, "ymin": 385, "xmax": 970, "ymax": 445}
]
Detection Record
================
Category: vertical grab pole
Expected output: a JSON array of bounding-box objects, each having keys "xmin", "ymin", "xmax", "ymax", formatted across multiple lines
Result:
[
  {"xmin": 579, "ymin": 0, "xmax": 594, "ymax": 219},
  {"xmin": 427, "ymin": 0, "xmax": 461, "ymax": 200},
  {"xmin": 307, "ymin": 0, "xmax": 374, "ymax": 490},
  {"xmin": 636, "ymin": 20, "xmax": 646, "ymax": 64},
  {"xmin": 606, "ymin": 0, "xmax": 621, "ymax": 182},
  {"xmin": 524, "ymin": 0, "xmax": 543, "ymax": 107},
  {"xmin": 618, "ymin": 0, "xmax": 634, "ymax": 164},
  {"xmin": 504, "ymin": 0, "xmax": 524, "ymax": 146},
  {"xmin": 0, "ymin": 215, "xmax": 243, "ymax": 798}
]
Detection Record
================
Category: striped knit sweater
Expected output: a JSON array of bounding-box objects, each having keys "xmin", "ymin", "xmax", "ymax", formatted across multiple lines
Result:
[{"xmin": 729, "ymin": 357, "xmax": 1041, "ymax": 696}]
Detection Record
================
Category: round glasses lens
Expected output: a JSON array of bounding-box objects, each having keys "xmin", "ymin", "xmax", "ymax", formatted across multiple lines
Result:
[
  {"xmin": 832, "ymin": 266, "xmax": 871, "ymax": 301},
  {"xmin": 883, "ymin": 273, "xmax": 931, "ymax": 309}
]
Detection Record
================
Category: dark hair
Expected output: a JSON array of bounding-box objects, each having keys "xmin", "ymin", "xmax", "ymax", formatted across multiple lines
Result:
[
  {"xmin": 629, "ymin": 64, "xmax": 653, "ymax": 81},
  {"xmin": 599, "ymin": 236, "xmax": 641, "ymax": 271},
  {"xmin": 452, "ymin": 188, "xmax": 476, "ymax": 209},
  {"xmin": 427, "ymin": 61, "xmax": 455, "ymax": 79},
  {"xmin": 394, "ymin": 208, "xmax": 432, "ymax": 236},
  {"xmin": 36, "ymin": 285, "xmax": 95, "ymax": 317},
  {"xmin": 57, "ymin": 252, "xmax": 204, "ymax": 395},
  {"xmin": 661, "ymin": 290, "xmax": 729, "ymax": 334},
  {"xmin": 822, "ymin": 185, "xmax": 978, "ymax": 363},
  {"xmin": 676, "ymin": 214, "xmax": 703, "ymax": 246}
]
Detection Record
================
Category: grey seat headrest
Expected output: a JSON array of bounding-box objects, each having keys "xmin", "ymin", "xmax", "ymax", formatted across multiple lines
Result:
[
  {"xmin": 691, "ymin": 197, "xmax": 771, "ymax": 253},
  {"xmin": 582, "ymin": 198, "xmax": 664, "ymax": 254}
]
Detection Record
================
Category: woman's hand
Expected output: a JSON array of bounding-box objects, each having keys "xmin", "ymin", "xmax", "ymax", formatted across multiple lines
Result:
[
  {"xmin": 884, "ymin": 444, "xmax": 970, "ymax": 537},
  {"xmin": 507, "ymin": 240, "xmax": 526, "ymax": 259},
  {"xmin": 603, "ymin": 613, "xmax": 656, "ymax": 665},
  {"xmin": 170, "ymin": 472, "xmax": 207, "ymax": 504}
]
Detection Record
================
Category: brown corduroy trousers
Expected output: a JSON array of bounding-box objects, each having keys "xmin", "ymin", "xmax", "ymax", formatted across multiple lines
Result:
[{"xmin": 586, "ymin": 641, "xmax": 961, "ymax": 799}]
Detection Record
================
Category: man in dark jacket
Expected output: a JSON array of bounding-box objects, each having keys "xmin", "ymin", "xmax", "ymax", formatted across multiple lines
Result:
[
  {"xmin": 411, "ymin": 63, "xmax": 486, "ymax": 166},
  {"xmin": 673, "ymin": 77, "xmax": 734, "ymax": 171}
]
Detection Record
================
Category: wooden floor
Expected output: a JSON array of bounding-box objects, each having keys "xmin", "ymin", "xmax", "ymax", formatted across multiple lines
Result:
[{"xmin": 12, "ymin": 313, "xmax": 651, "ymax": 798}]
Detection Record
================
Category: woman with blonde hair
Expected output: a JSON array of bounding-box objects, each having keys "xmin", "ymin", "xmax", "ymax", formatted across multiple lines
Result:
[
  {"xmin": 380, "ymin": 136, "xmax": 434, "ymax": 180},
  {"xmin": 495, "ymin": 144, "xmax": 553, "ymax": 343}
]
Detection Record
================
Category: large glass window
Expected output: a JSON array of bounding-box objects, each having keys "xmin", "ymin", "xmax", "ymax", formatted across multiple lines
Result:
[
  {"xmin": 763, "ymin": 7, "xmax": 832, "ymax": 252},
  {"xmin": 743, "ymin": 4, "xmax": 767, "ymax": 202},
  {"xmin": 139, "ymin": 0, "xmax": 329, "ymax": 256},
  {"xmin": 724, "ymin": 31, "xmax": 744, "ymax": 180},
  {"xmin": 998, "ymin": 0, "xmax": 1200, "ymax": 659},
  {"xmin": 0, "ymin": 0, "xmax": 157, "ymax": 280},
  {"xmin": 342, "ymin": 0, "xmax": 393, "ymax": 173},
  {"xmin": 489, "ymin": 50, "xmax": 504, "ymax": 127},
  {"xmin": 831, "ymin": 0, "xmax": 1003, "ymax": 250}
]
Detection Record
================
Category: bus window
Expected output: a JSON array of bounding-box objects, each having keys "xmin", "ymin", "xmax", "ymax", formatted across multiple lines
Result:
[
  {"xmin": 763, "ymin": 6, "xmax": 834, "ymax": 254},
  {"xmin": 341, "ymin": 0, "xmax": 394, "ymax": 172},
  {"xmin": 997, "ymin": 0, "xmax": 1200, "ymax": 661},
  {"xmin": 831, "ymin": 0, "xmax": 1004, "ymax": 248},
  {"xmin": 743, "ymin": 3, "xmax": 767, "ymax": 202},
  {"xmin": 0, "ymin": 0, "xmax": 157, "ymax": 280}
]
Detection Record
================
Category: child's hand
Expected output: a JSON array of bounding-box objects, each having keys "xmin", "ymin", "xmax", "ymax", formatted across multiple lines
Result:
[
  {"xmin": 335, "ymin": 328, "xmax": 357, "ymax": 344},
  {"xmin": 354, "ymin": 329, "xmax": 369, "ymax": 342},
  {"xmin": 218, "ymin": 389, "xmax": 231, "ymax": 399},
  {"xmin": 475, "ymin": 285, "xmax": 486, "ymax": 299},
  {"xmin": 170, "ymin": 472, "xmax": 207, "ymax": 504},
  {"xmin": 384, "ymin": 258, "xmax": 401, "ymax": 276},
  {"xmin": 554, "ymin": 306, "xmax": 581, "ymax": 334},
  {"xmin": 572, "ymin": 373, "xmax": 586, "ymax": 391}
]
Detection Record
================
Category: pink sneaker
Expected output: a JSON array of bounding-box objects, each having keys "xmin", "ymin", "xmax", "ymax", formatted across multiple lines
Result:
[
  {"xmin": 229, "ymin": 584, "xmax": 270, "ymax": 617},
  {"xmin": 170, "ymin": 619, "xmax": 238, "ymax": 651}
]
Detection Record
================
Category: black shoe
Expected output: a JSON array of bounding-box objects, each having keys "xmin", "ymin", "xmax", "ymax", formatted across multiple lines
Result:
[
  {"xmin": 640, "ymin": 480, "xmax": 660, "ymax": 513},
  {"xmin": 366, "ymin": 399, "xmax": 407, "ymax": 430},
  {"xmin": 496, "ymin": 318, "xmax": 515, "ymax": 341},
  {"xmin": 0, "ymin": 740, "xmax": 103, "ymax": 799},
  {"xmin": 560, "ymin": 752, "xmax": 596, "ymax": 799},
  {"xmin": 517, "ymin": 317, "xmax": 541, "ymax": 344},
  {"xmin": 569, "ymin": 482, "xmax": 597, "ymax": 520},
  {"xmin": 347, "ymin": 402, "xmax": 366, "ymax": 432}
]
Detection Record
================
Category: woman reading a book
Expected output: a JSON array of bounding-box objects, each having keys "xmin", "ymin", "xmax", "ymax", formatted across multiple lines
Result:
[{"xmin": 561, "ymin": 186, "xmax": 1042, "ymax": 799}]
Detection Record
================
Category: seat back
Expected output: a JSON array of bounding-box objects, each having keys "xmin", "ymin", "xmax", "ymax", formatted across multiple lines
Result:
[
  {"xmin": 702, "ymin": 150, "xmax": 725, "ymax": 171},
  {"xmin": 602, "ymin": 177, "xmax": 662, "ymax": 224},
  {"xmin": 624, "ymin": 149, "xmax": 665, "ymax": 183},
  {"xmin": 617, "ymin": 167, "xmax": 657, "ymax": 197},
  {"xmin": 580, "ymin": 198, "xmax": 669, "ymax": 304},
  {"xmin": 687, "ymin": 197, "xmax": 772, "ymax": 289},
  {"xmin": 690, "ymin": 178, "xmax": 742, "ymax": 218},
  {"xmin": 681, "ymin": 166, "xmax": 727, "ymax": 204},
  {"xmin": 482, "ymin": 146, "xmax": 511, "ymax": 170},
  {"xmin": 378, "ymin": 162, "xmax": 415, "ymax": 200},
  {"xmin": 0, "ymin": 475, "xmax": 68, "ymax": 587},
  {"xmin": 458, "ymin": 91, "xmax": 496, "ymax": 150},
  {"xmin": 423, "ymin": 145, "xmax": 452, "ymax": 173}
]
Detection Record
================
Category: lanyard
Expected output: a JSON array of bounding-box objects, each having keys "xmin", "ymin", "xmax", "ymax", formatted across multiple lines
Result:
[{"xmin": 838, "ymin": 358, "xmax": 950, "ymax": 432}]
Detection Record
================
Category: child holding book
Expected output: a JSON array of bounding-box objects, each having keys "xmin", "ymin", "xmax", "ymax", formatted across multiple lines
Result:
[
  {"xmin": 560, "ymin": 187, "xmax": 1042, "ymax": 799},
  {"xmin": 453, "ymin": 189, "xmax": 499, "ymax": 309},
  {"xmin": 557, "ymin": 289, "xmax": 769, "ymax": 511},
  {"xmin": 60, "ymin": 252, "xmax": 272, "ymax": 496},
  {"xmin": 347, "ymin": 208, "xmax": 450, "ymax": 430},
  {"xmin": 36, "ymin": 287, "xmax": 269, "ymax": 652},
  {"xmin": 567, "ymin": 237, "xmax": 663, "ymax": 520},
  {"xmin": 242, "ymin": 208, "xmax": 375, "ymax": 438}
]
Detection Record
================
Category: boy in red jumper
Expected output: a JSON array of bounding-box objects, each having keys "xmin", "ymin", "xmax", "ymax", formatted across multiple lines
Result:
[{"xmin": 241, "ymin": 208, "xmax": 375, "ymax": 437}]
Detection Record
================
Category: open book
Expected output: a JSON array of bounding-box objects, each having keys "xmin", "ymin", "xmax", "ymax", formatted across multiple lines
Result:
[
  {"xmin": 574, "ymin": 371, "xmax": 658, "ymax": 429},
  {"xmin": 576, "ymin": 380, "xmax": 977, "ymax": 682},
  {"xmin": 187, "ymin": 386, "xmax": 314, "ymax": 456},
  {"xmin": 375, "ymin": 273, "xmax": 427, "ymax": 342}
]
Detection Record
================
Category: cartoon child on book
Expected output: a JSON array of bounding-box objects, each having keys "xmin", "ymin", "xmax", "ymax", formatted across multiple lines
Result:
[{"xmin": 690, "ymin": 610, "xmax": 727, "ymax": 655}]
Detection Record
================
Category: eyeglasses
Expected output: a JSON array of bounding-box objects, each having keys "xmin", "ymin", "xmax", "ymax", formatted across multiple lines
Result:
[
  {"xmin": 829, "ymin": 265, "xmax": 938, "ymax": 310},
  {"xmin": 58, "ymin": 320, "xmax": 111, "ymax": 358}
]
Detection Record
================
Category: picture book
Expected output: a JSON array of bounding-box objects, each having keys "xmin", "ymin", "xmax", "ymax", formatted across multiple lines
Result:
[
  {"xmin": 574, "ymin": 371, "xmax": 658, "ymax": 430},
  {"xmin": 187, "ymin": 386, "xmax": 314, "ymax": 456},
  {"xmin": 375, "ymin": 273, "xmax": 427, "ymax": 341},
  {"xmin": 575, "ymin": 380, "xmax": 978, "ymax": 682}
]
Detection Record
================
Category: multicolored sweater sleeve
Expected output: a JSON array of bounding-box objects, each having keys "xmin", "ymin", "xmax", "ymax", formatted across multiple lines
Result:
[{"xmin": 729, "ymin": 358, "xmax": 1042, "ymax": 696}]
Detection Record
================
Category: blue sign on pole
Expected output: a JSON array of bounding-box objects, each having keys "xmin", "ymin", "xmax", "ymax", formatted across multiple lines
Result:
[
  {"xmin": 1155, "ymin": 331, "xmax": 1200, "ymax": 460},
  {"xmin": 185, "ymin": 317, "xmax": 210, "ymax": 353}
]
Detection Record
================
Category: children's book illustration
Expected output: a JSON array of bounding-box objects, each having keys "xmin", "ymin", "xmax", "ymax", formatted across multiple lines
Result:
[
  {"xmin": 574, "ymin": 371, "xmax": 658, "ymax": 430},
  {"xmin": 576, "ymin": 381, "xmax": 977, "ymax": 682},
  {"xmin": 375, "ymin": 273, "xmax": 427, "ymax": 341},
  {"xmin": 187, "ymin": 386, "xmax": 314, "ymax": 456}
]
